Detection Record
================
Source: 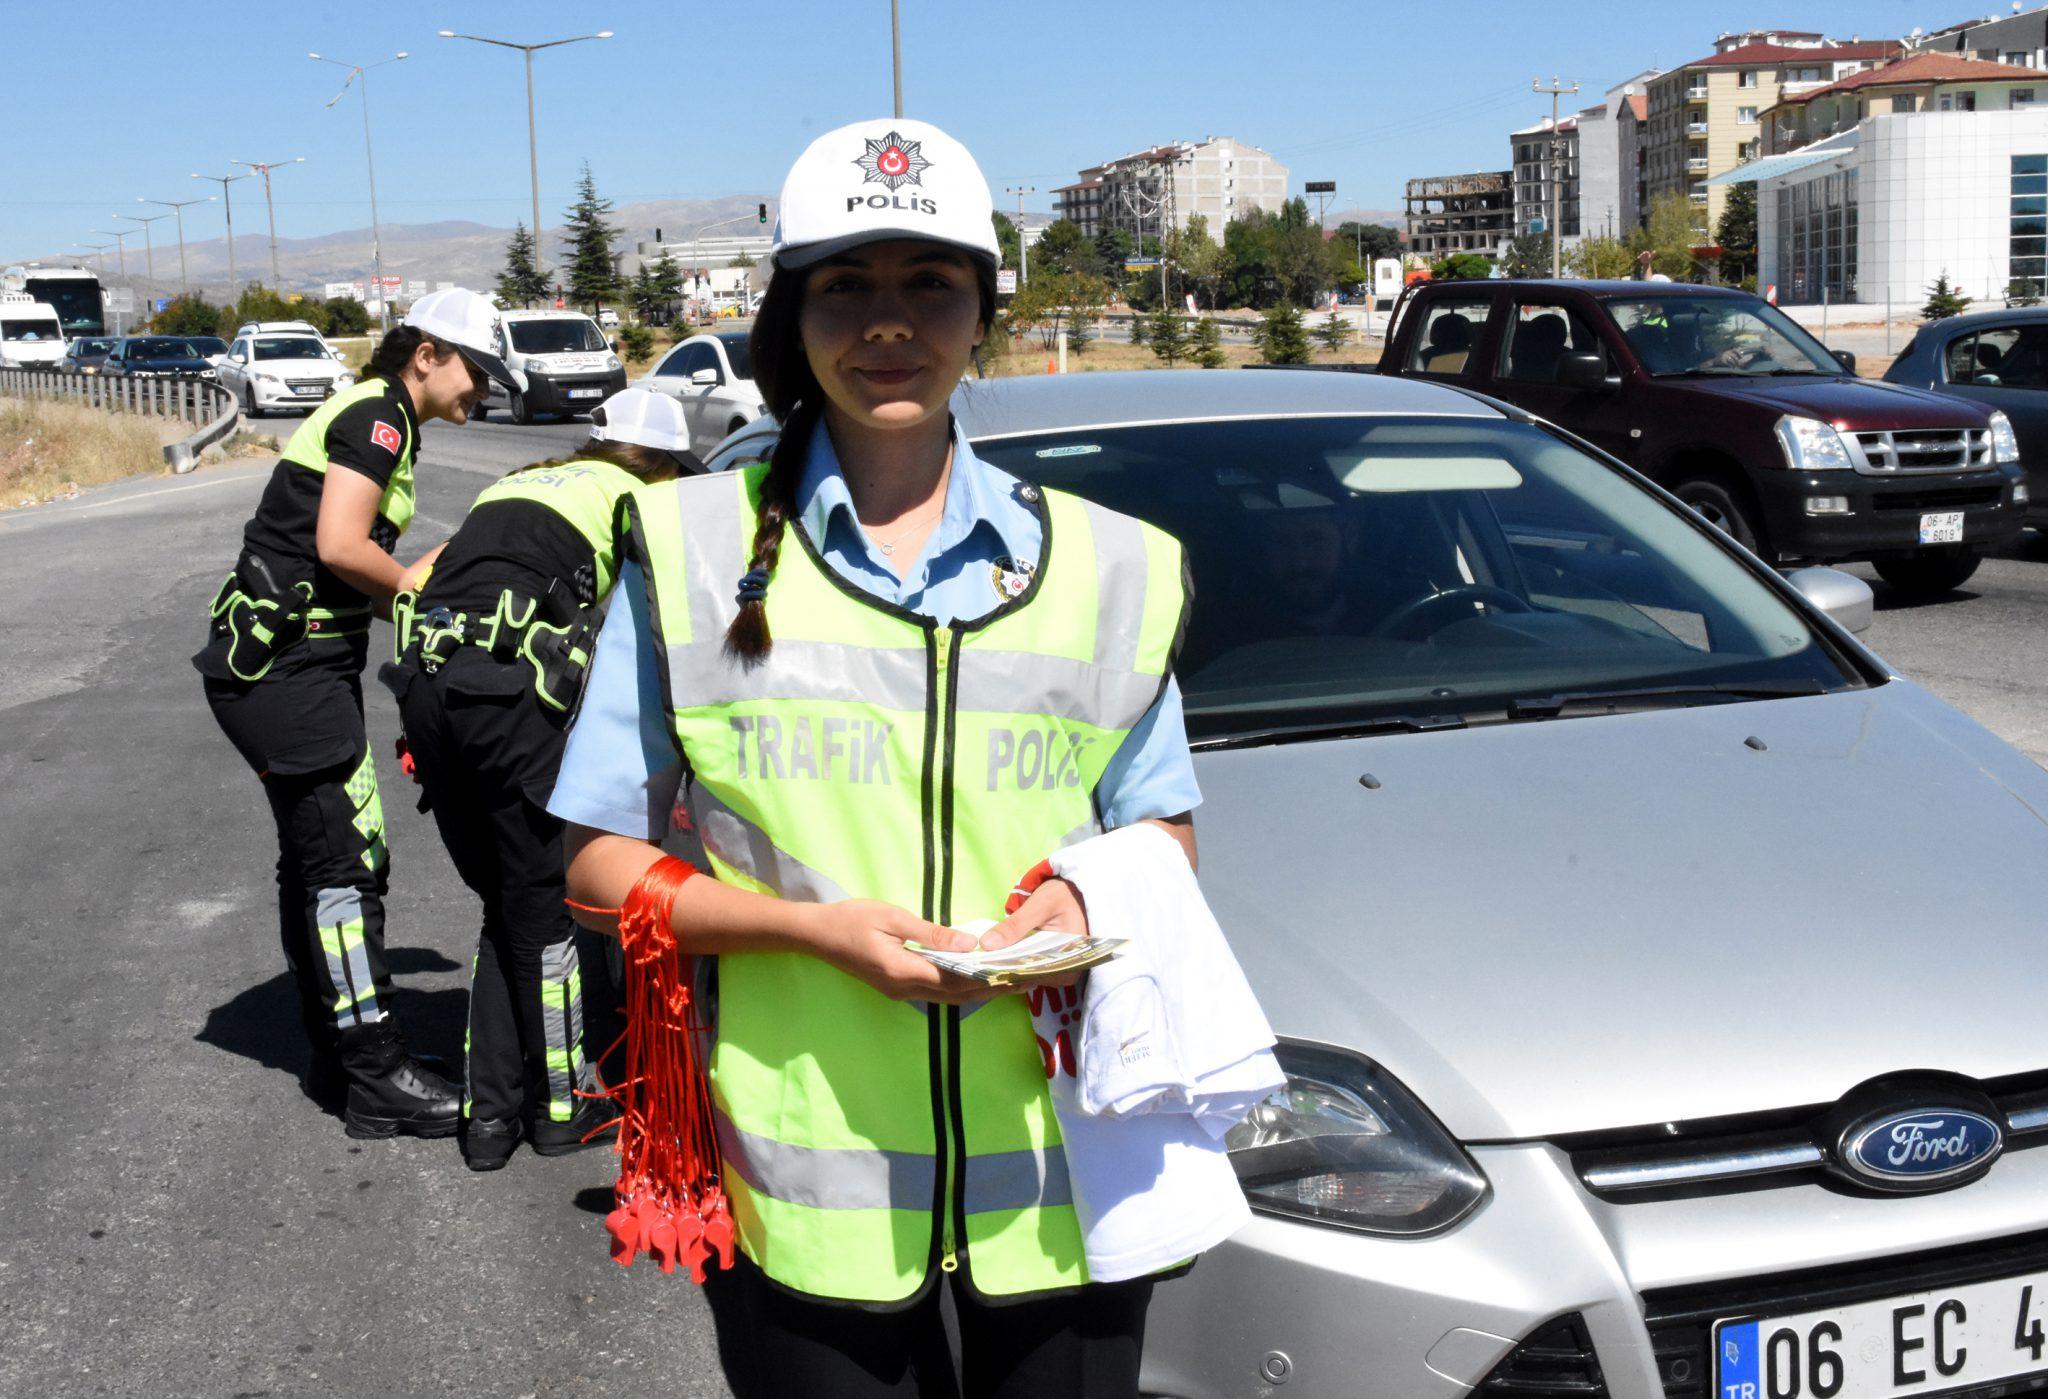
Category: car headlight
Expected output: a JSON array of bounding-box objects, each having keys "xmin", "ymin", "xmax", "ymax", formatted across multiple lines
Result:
[
  {"xmin": 1224, "ymin": 1041, "xmax": 1489, "ymax": 1236},
  {"xmin": 254, "ymin": 372, "xmax": 279, "ymax": 384},
  {"xmin": 606, "ymin": 354, "xmax": 623, "ymax": 371},
  {"xmin": 336, "ymin": 371, "xmax": 354, "ymax": 386},
  {"xmin": 1772, "ymin": 414, "xmax": 1855, "ymax": 471},
  {"xmin": 1989, "ymin": 410, "xmax": 2021, "ymax": 464}
]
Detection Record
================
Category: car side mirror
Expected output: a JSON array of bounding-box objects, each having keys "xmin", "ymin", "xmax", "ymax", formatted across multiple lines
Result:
[
  {"xmin": 1557, "ymin": 352, "xmax": 1617, "ymax": 390},
  {"xmin": 1831, "ymin": 348, "xmax": 1857, "ymax": 374},
  {"xmin": 690, "ymin": 367, "xmax": 721, "ymax": 386},
  {"xmin": 1783, "ymin": 565, "xmax": 1874, "ymax": 635}
]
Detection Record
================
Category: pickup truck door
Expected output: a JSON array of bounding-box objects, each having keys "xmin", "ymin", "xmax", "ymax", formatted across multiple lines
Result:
[
  {"xmin": 1935, "ymin": 321, "xmax": 2048, "ymax": 504},
  {"xmin": 1394, "ymin": 294, "xmax": 1498, "ymax": 384},
  {"xmin": 1483, "ymin": 299, "xmax": 1637, "ymax": 464}
]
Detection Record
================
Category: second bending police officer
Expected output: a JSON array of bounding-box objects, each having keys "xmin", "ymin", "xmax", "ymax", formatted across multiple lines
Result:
[
  {"xmin": 195, "ymin": 287, "xmax": 516, "ymax": 1141},
  {"xmin": 386, "ymin": 388, "xmax": 699, "ymax": 1171}
]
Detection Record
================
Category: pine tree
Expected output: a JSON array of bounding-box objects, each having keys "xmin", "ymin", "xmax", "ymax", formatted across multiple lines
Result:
[
  {"xmin": 1256, "ymin": 303, "xmax": 1311, "ymax": 364},
  {"xmin": 1192, "ymin": 316, "xmax": 1227, "ymax": 368},
  {"xmin": 1314, "ymin": 311, "xmax": 1351, "ymax": 355},
  {"xmin": 563, "ymin": 164, "xmax": 621, "ymax": 312},
  {"xmin": 495, "ymin": 222, "xmax": 549, "ymax": 308},
  {"xmin": 1923, "ymin": 270, "xmax": 1972, "ymax": 320},
  {"xmin": 630, "ymin": 251, "xmax": 686, "ymax": 323},
  {"xmin": 1148, "ymin": 306, "xmax": 1190, "ymax": 365}
]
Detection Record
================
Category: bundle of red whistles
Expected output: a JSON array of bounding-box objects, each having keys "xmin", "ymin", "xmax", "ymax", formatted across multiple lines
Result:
[{"xmin": 594, "ymin": 855, "xmax": 735, "ymax": 1282}]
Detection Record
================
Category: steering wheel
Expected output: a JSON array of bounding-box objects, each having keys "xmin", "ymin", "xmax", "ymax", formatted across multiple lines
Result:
[{"xmin": 1368, "ymin": 584, "xmax": 1535, "ymax": 641}]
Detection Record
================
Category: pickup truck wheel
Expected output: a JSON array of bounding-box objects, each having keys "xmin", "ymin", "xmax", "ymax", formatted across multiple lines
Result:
[
  {"xmin": 1673, "ymin": 478, "xmax": 1763, "ymax": 555},
  {"xmin": 511, "ymin": 388, "xmax": 533, "ymax": 425},
  {"xmin": 1873, "ymin": 549, "xmax": 1982, "ymax": 598}
]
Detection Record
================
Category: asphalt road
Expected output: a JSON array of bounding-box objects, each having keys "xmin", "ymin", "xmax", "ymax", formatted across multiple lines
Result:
[{"xmin": 2, "ymin": 414, "xmax": 2045, "ymax": 1397}]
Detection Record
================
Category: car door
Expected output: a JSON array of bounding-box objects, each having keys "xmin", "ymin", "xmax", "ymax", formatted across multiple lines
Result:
[
  {"xmin": 1938, "ymin": 322, "xmax": 2048, "ymax": 504},
  {"xmin": 1399, "ymin": 293, "xmax": 1499, "ymax": 384},
  {"xmin": 669, "ymin": 342, "xmax": 722, "ymax": 453},
  {"xmin": 1487, "ymin": 299, "xmax": 1637, "ymax": 463},
  {"xmin": 221, "ymin": 338, "xmax": 250, "ymax": 395}
]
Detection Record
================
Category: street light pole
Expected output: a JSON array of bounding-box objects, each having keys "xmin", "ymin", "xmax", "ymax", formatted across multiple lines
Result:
[
  {"xmin": 313, "ymin": 51, "xmax": 408, "ymax": 331},
  {"xmin": 141, "ymin": 196, "xmax": 213, "ymax": 298},
  {"xmin": 192, "ymin": 171, "xmax": 251, "ymax": 296},
  {"xmin": 114, "ymin": 213, "xmax": 167, "ymax": 296},
  {"xmin": 1533, "ymin": 76, "xmax": 1579, "ymax": 279},
  {"xmin": 890, "ymin": 0, "xmax": 903, "ymax": 118},
  {"xmin": 437, "ymin": 29, "xmax": 613, "ymax": 277},
  {"xmin": 234, "ymin": 157, "xmax": 306, "ymax": 288},
  {"xmin": 90, "ymin": 228, "xmax": 129, "ymax": 278},
  {"xmin": 1005, "ymin": 186, "xmax": 1035, "ymax": 287},
  {"xmin": 75, "ymin": 242, "xmax": 113, "ymax": 278}
]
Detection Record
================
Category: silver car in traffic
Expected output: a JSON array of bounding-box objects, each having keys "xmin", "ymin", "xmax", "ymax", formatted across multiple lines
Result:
[{"xmin": 707, "ymin": 370, "xmax": 2048, "ymax": 1399}]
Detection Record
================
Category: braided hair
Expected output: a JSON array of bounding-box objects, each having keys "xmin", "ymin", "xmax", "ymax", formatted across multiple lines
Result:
[{"xmin": 722, "ymin": 252, "xmax": 997, "ymax": 667}]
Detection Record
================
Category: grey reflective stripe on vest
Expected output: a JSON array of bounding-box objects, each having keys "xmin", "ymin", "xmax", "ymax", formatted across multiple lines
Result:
[
  {"xmin": 716, "ymin": 1107, "xmax": 1073, "ymax": 1212},
  {"xmin": 681, "ymin": 474, "xmax": 746, "ymax": 646},
  {"xmin": 952, "ymin": 650, "xmax": 1163, "ymax": 731},
  {"xmin": 1077, "ymin": 497, "xmax": 1148, "ymax": 674},
  {"xmin": 692, "ymin": 784, "xmax": 851, "ymax": 903},
  {"xmin": 666, "ymin": 636, "xmax": 926, "ymax": 709}
]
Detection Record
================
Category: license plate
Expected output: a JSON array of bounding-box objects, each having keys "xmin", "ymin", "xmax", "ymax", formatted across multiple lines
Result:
[
  {"xmin": 567, "ymin": 387, "xmax": 604, "ymax": 399},
  {"xmin": 1919, "ymin": 511, "xmax": 1965, "ymax": 544},
  {"xmin": 294, "ymin": 385, "xmax": 327, "ymax": 397},
  {"xmin": 1714, "ymin": 1268, "xmax": 2048, "ymax": 1398}
]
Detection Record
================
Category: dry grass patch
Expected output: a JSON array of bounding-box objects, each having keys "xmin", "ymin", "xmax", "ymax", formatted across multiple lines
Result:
[
  {"xmin": 0, "ymin": 400, "xmax": 179, "ymax": 510},
  {"xmin": 984, "ymin": 334, "xmax": 1379, "ymax": 377}
]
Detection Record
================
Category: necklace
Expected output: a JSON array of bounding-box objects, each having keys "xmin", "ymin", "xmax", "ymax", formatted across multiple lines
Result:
[{"xmin": 866, "ymin": 499, "xmax": 945, "ymax": 556}]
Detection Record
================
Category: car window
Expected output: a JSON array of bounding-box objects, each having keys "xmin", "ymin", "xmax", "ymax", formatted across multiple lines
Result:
[
  {"xmin": 970, "ymin": 416, "xmax": 1855, "ymax": 741},
  {"xmin": 679, "ymin": 343, "xmax": 718, "ymax": 379},
  {"xmin": 1406, "ymin": 299, "xmax": 1490, "ymax": 376},
  {"xmin": 718, "ymin": 335, "xmax": 752, "ymax": 380},
  {"xmin": 254, "ymin": 336, "xmax": 327, "ymax": 361},
  {"xmin": 1609, "ymin": 296, "xmax": 1838, "ymax": 377},
  {"xmin": 1498, "ymin": 304, "xmax": 1607, "ymax": 383},
  {"xmin": 506, "ymin": 318, "xmax": 607, "ymax": 354},
  {"xmin": 3, "ymin": 318, "xmax": 62, "ymax": 342},
  {"xmin": 654, "ymin": 346, "xmax": 691, "ymax": 377},
  {"xmin": 1945, "ymin": 326, "xmax": 2048, "ymax": 388}
]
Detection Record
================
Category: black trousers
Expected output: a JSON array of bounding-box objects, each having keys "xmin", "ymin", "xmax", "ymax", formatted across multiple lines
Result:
[
  {"xmin": 203, "ymin": 664, "xmax": 395, "ymax": 1048},
  {"xmin": 395, "ymin": 654, "xmax": 597, "ymax": 1126},
  {"xmin": 709, "ymin": 1256, "xmax": 1155, "ymax": 1399}
]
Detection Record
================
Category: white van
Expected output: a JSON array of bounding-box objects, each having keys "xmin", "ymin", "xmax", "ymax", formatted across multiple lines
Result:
[
  {"xmin": 476, "ymin": 308, "xmax": 625, "ymax": 423},
  {"xmin": 0, "ymin": 293, "xmax": 68, "ymax": 370}
]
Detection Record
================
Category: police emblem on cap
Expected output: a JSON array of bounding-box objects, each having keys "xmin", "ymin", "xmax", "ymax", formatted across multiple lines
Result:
[
  {"xmin": 991, "ymin": 555, "xmax": 1036, "ymax": 601},
  {"xmin": 856, "ymin": 132, "xmax": 931, "ymax": 191}
]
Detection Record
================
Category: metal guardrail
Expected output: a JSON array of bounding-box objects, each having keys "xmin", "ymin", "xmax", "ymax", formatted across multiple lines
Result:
[{"xmin": 0, "ymin": 367, "xmax": 241, "ymax": 475}]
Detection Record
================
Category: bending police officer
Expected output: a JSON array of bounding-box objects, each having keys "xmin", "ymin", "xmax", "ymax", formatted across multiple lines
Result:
[{"xmin": 194, "ymin": 288, "xmax": 516, "ymax": 1140}]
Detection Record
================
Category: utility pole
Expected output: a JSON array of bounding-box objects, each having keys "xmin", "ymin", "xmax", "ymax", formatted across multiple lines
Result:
[
  {"xmin": 1533, "ymin": 76, "xmax": 1578, "ymax": 278},
  {"xmin": 235, "ymin": 157, "xmax": 306, "ymax": 288},
  {"xmin": 313, "ymin": 51, "xmax": 408, "ymax": 331},
  {"xmin": 890, "ymin": 0, "xmax": 903, "ymax": 118},
  {"xmin": 140, "ymin": 196, "xmax": 213, "ymax": 298},
  {"xmin": 437, "ymin": 30, "xmax": 613, "ymax": 279},
  {"xmin": 1005, "ymin": 185, "xmax": 1034, "ymax": 286},
  {"xmin": 192, "ymin": 171, "xmax": 251, "ymax": 296},
  {"xmin": 75, "ymin": 242, "xmax": 113, "ymax": 278},
  {"xmin": 114, "ymin": 212, "xmax": 168, "ymax": 295},
  {"xmin": 90, "ymin": 228, "xmax": 129, "ymax": 278}
]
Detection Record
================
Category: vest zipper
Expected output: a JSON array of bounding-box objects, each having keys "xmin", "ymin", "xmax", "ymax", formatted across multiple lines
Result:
[{"xmin": 925, "ymin": 625, "xmax": 963, "ymax": 1275}]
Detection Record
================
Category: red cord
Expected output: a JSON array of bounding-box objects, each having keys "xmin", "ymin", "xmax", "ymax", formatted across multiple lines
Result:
[{"xmin": 583, "ymin": 856, "xmax": 736, "ymax": 1283}]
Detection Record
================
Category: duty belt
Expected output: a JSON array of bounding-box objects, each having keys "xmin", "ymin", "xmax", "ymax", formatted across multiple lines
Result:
[
  {"xmin": 395, "ymin": 585, "xmax": 598, "ymax": 714},
  {"xmin": 207, "ymin": 553, "xmax": 369, "ymax": 682}
]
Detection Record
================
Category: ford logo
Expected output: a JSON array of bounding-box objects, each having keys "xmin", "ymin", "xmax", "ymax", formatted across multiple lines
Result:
[{"xmin": 1837, "ymin": 1108, "xmax": 2003, "ymax": 1190}]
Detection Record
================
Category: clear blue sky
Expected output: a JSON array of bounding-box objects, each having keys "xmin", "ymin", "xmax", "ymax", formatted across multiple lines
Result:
[{"xmin": 2, "ymin": 0, "xmax": 1934, "ymax": 258}]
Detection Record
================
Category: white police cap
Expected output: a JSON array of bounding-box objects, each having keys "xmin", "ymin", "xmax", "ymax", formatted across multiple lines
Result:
[
  {"xmin": 771, "ymin": 118, "xmax": 999, "ymax": 270},
  {"xmin": 588, "ymin": 386, "xmax": 691, "ymax": 454},
  {"xmin": 402, "ymin": 287, "xmax": 516, "ymax": 390}
]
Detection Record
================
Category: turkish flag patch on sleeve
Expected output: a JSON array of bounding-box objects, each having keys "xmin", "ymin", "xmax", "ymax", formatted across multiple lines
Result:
[{"xmin": 371, "ymin": 421, "xmax": 402, "ymax": 455}]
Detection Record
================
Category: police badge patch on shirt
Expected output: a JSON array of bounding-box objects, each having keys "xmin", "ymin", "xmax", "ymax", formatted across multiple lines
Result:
[{"xmin": 991, "ymin": 555, "xmax": 1035, "ymax": 601}]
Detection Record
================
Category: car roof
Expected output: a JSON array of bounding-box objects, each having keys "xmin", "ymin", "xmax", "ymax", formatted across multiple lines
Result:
[
  {"xmin": 1907, "ymin": 306, "xmax": 2048, "ymax": 338},
  {"xmin": 1433, "ymin": 278, "xmax": 1753, "ymax": 298},
  {"xmin": 500, "ymin": 308, "xmax": 598, "ymax": 320},
  {"xmin": 951, "ymin": 368, "xmax": 1502, "ymax": 441}
]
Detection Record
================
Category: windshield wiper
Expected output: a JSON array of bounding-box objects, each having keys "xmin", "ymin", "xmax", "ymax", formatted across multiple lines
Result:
[
  {"xmin": 1193, "ymin": 711, "xmax": 1471, "ymax": 752},
  {"xmin": 1507, "ymin": 678, "xmax": 1827, "ymax": 720}
]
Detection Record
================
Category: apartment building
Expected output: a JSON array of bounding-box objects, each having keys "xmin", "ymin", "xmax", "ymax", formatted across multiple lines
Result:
[
  {"xmin": 1404, "ymin": 171, "xmax": 1513, "ymax": 257},
  {"xmin": 1763, "ymin": 53, "xmax": 2045, "ymax": 155},
  {"xmin": 1644, "ymin": 34, "xmax": 1901, "ymax": 230},
  {"xmin": 1051, "ymin": 137, "xmax": 1288, "ymax": 241},
  {"xmin": 1618, "ymin": 92, "xmax": 1652, "ymax": 230},
  {"xmin": 1907, "ymin": 4, "xmax": 2048, "ymax": 67},
  {"xmin": 1511, "ymin": 115, "xmax": 1580, "ymax": 241}
]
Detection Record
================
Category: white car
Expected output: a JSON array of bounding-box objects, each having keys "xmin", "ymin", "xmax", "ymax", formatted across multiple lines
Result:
[
  {"xmin": 637, "ymin": 331, "xmax": 766, "ymax": 457},
  {"xmin": 0, "ymin": 294, "xmax": 67, "ymax": 370},
  {"xmin": 217, "ymin": 331, "xmax": 355, "ymax": 417},
  {"xmin": 477, "ymin": 308, "xmax": 625, "ymax": 424}
]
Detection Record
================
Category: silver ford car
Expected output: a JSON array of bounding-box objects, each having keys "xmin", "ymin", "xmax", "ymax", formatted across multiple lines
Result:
[{"xmin": 705, "ymin": 370, "xmax": 2048, "ymax": 1399}]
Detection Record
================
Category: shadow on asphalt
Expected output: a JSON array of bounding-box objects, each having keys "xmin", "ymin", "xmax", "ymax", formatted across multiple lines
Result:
[{"xmin": 1872, "ymin": 585, "xmax": 1983, "ymax": 613}]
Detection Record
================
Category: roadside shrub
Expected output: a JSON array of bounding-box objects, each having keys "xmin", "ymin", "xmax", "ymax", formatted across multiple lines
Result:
[{"xmin": 617, "ymin": 322, "xmax": 656, "ymax": 362}]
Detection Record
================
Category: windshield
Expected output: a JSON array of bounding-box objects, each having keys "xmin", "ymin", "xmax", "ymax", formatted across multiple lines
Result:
[
  {"xmin": 971, "ymin": 416, "xmax": 1857, "ymax": 742},
  {"xmin": 254, "ymin": 336, "xmax": 329, "ymax": 361},
  {"xmin": 132, "ymin": 339, "xmax": 201, "ymax": 360},
  {"xmin": 3, "ymin": 319, "xmax": 62, "ymax": 341},
  {"xmin": 507, "ymin": 318, "xmax": 607, "ymax": 354},
  {"xmin": 717, "ymin": 335, "xmax": 752, "ymax": 380},
  {"xmin": 1608, "ymin": 296, "xmax": 1841, "ymax": 377},
  {"xmin": 73, "ymin": 339, "xmax": 114, "ymax": 355},
  {"xmin": 20, "ymin": 277, "xmax": 102, "ymax": 336}
]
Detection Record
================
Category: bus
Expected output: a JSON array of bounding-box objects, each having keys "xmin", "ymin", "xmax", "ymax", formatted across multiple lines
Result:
[{"xmin": 1, "ymin": 265, "xmax": 104, "ymax": 338}]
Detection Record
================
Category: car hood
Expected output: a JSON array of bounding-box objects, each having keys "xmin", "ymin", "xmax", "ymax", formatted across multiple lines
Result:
[
  {"xmin": 1665, "ymin": 373, "xmax": 1989, "ymax": 429},
  {"xmin": 1191, "ymin": 682, "xmax": 2048, "ymax": 1141}
]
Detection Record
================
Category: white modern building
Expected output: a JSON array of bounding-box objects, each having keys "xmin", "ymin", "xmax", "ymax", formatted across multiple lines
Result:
[
  {"xmin": 1718, "ymin": 108, "xmax": 2048, "ymax": 305},
  {"xmin": 1052, "ymin": 137, "xmax": 1289, "ymax": 241}
]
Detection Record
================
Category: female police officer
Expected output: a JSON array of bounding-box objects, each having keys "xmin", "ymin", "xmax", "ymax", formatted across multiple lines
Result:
[
  {"xmin": 195, "ymin": 288, "xmax": 514, "ymax": 1141},
  {"xmin": 551, "ymin": 121, "xmax": 1200, "ymax": 1397},
  {"xmin": 385, "ymin": 388, "xmax": 698, "ymax": 1171}
]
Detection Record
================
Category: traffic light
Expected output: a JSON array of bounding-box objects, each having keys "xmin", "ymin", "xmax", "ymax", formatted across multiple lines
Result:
[{"xmin": 757, "ymin": 202, "xmax": 768, "ymax": 225}]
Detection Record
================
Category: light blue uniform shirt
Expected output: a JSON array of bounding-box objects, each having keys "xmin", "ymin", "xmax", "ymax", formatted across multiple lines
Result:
[{"xmin": 547, "ymin": 420, "xmax": 1201, "ymax": 840}]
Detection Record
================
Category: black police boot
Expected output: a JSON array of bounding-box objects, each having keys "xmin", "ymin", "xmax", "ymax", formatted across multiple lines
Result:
[
  {"xmin": 461, "ymin": 1116, "xmax": 521, "ymax": 1173},
  {"xmin": 299, "ymin": 1008, "xmax": 348, "ymax": 1107},
  {"xmin": 338, "ymin": 1019, "xmax": 461, "ymax": 1140},
  {"xmin": 530, "ymin": 1090, "xmax": 619, "ymax": 1158}
]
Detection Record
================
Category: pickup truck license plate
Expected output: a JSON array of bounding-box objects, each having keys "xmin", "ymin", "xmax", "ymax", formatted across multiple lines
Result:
[
  {"xmin": 1919, "ymin": 511, "xmax": 1965, "ymax": 545},
  {"xmin": 1714, "ymin": 1269, "xmax": 2048, "ymax": 1398},
  {"xmin": 568, "ymin": 387, "xmax": 604, "ymax": 399}
]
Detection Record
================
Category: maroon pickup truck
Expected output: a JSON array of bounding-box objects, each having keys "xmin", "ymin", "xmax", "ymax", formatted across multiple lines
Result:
[{"xmin": 1379, "ymin": 280, "xmax": 2028, "ymax": 597}]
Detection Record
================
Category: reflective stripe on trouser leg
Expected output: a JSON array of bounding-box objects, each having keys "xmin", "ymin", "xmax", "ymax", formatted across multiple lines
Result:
[
  {"xmin": 342, "ymin": 749, "xmax": 387, "ymax": 874},
  {"xmin": 314, "ymin": 888, "xmax": 382, "ymax": 1025},
  {"xmin": 539, "ymin": 937, "xmax": 588, "ymax": 1122},
  {"xmin": 463, "ymin": 951, "xmax": 477, "ymax": 1119}
]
